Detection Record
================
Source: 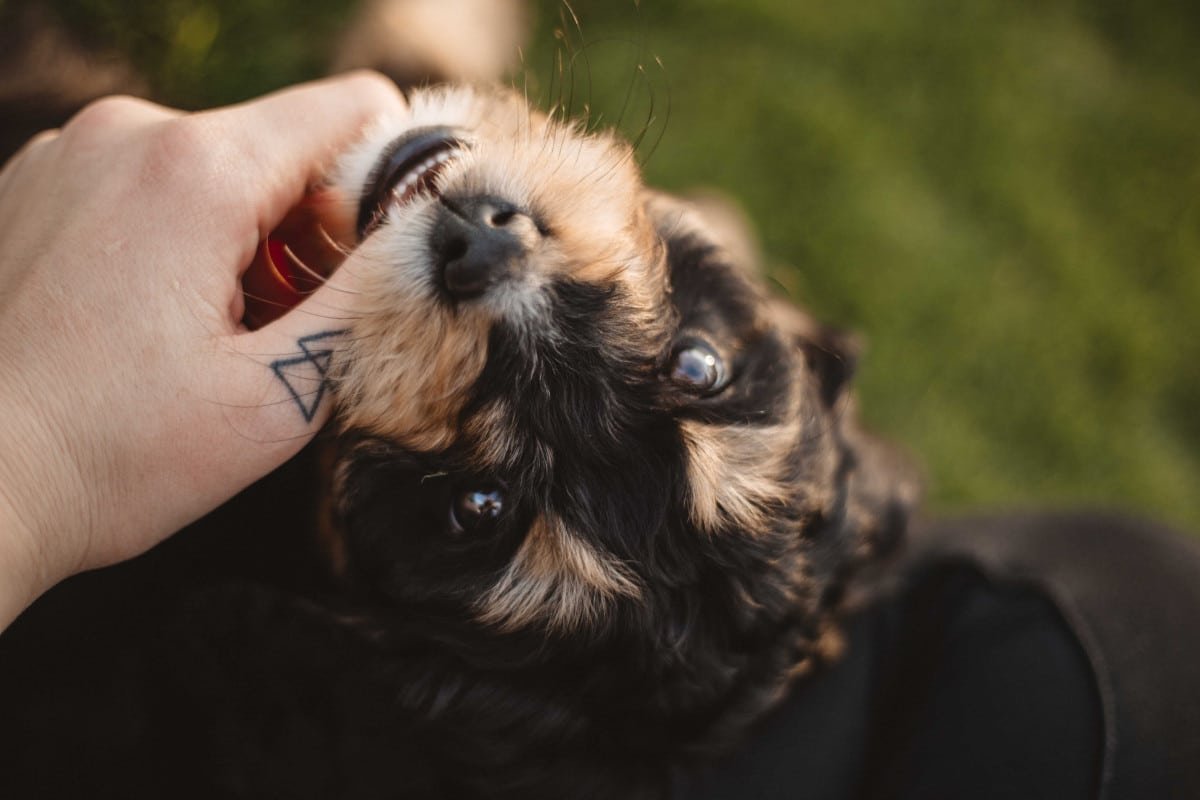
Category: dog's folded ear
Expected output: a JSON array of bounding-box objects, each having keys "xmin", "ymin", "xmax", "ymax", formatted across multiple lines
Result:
[
  {"xmin": 642, "ymin": 189, "xmax": 766, "ymax": 280},
  {"xmin": 798, "ymin": 322, "xmax": 862, "ymax": 410},
  {"xmin": 771, "ymin": 299, "xmax": 920, "ymax": 559},
  {"xmin": 767, "ymin": 299, "xmax": 861, "ymax": 409}
]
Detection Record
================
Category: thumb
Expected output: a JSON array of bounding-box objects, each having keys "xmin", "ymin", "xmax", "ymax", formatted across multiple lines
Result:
[{"xmin": 205, "ymin": 260, "xmax": 363, "ymax": 486}]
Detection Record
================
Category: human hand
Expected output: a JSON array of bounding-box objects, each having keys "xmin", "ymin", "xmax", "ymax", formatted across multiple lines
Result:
[{"xmin": 0, "ymin": 72, "xmax": 404, "ymax": 629}]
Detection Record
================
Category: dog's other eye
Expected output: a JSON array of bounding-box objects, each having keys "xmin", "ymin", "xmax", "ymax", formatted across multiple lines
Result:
[
  {"xmin": 449, "ymin": 487, "xmax": 506, "ymax": 535},
  {"xmin": 668, "ymin": 341, "xmax": 727, "ymax": 394}
]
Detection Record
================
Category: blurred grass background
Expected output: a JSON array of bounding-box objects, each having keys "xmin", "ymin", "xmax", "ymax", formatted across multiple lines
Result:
[{"xmin": 14, "ymin": 0, "xmax": 1200, "ymax": 530}]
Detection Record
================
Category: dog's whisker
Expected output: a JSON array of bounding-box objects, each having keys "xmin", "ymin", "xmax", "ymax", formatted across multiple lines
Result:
[
  {"xmin": 316, "ymin": 223, "xmax": 356, "ymax": 257},
  {"xmin": 279, "ymin": 244, "xmax": 335, "ymax": 292},
  {"xmin": 209, "ymin": 390, "xmax": 328, "ymax": 412}
]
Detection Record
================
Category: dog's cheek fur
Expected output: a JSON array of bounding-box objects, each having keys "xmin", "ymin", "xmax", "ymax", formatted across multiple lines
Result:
[
  {"xmin": 475, "ymin": 513, "xmax": 642, "ymax": 633},
  {"xmin": 330, "ymin": 222, "xmax": 492, "ymax": 452}
]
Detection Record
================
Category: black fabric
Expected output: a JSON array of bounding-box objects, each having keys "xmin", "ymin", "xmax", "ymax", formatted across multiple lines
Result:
[
  {"xmin": 677, "ymin": 560, "xmax": 1103, "ymax": 800},
  {"xmin": 911, "ymin": 512, "xmax": 1200, "ymax": 800},
  {"xmin": 679, "ymin": 511, "xmax": 1200, "ymax": 799},
  {"xmin": 860, "ymin": 565, "xmax": 1102, "ymax": 800}
]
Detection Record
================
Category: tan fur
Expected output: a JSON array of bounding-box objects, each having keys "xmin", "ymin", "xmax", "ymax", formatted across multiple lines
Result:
[
  {"xmin": 681, "ymin": 420, "xmax": 792, "ymax": 535},
  {"xmin": 336, "ymin": 310, "xmax": 490, "ymax": 452},
  {"xmin": 445, "ymin": 111, "xmax": 665, "ymax": 318},
  {"xmin": 476, "ymin": 513, "xmax": 642, "ymax": 633},
  {"xmin": 464, "ymin": 398, "xmax": 521, "ymax": 469},
  {"xmin": 332, "ymin": 221, "xmax": 490, "ymax": 450},
  {"xmin": 678, "ymin": 351, "xmax": 839, "ymax": 536},
  {"xmin": 331, "ymin": 87, "xmax": 669, "ymax": 450}
]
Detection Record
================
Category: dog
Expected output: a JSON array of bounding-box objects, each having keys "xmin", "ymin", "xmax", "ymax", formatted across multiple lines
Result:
[
  {"xmin": 0, "ymin": 3, "xmax": 916, "ymax": 798},
  {"xmin": 193, "ymin": 82, "xmax": 917, "ymax": 798}
]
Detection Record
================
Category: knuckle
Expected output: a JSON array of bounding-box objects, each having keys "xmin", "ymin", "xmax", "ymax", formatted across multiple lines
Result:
[
  {"xmin": 138, "ymin": 115, "xmax": 255, "ymax": 221},
  {"xmin": 138, "ymin": 115, "xmax": 229, "ymax": 189},
  {"xmin": 63, "ymin": 95, "xmax": 158, "ymax": 141},
  {"xmin": 5, "ymin": 128, "xmax": 60, "ymax": 165},
  {"xmin": 27, "ymin": 128, "xmax": 61, "ymax": 149},
  {"xmin": 145, "ymin": 115, "xmax": 212, "ymax": 165},
  {"xmin": 339, "ymin": 69, "xmax": 407, "ymax": 111}
]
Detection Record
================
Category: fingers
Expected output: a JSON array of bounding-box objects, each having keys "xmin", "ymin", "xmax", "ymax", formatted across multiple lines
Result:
[
  {"xmin": 203, "ymin": 71, "xmax": 408, "ymax": 240},
  {"xmin": 184, "ymin": 72, "xmax": 406, "ymax": 479},
  {"xmin": 98, "ymin": 76, "xmax": 404, "ymax": 503},
  {"xmin": 203, "ymin": 259, "xmax": 366, "ymax": 482},
  {"xmin": 0, "ymin": 97, "xmax": 176, "ymax": 228},
  {"xmin": 57, "ymin": 95, "xmax": 180, "ymax": 151}
]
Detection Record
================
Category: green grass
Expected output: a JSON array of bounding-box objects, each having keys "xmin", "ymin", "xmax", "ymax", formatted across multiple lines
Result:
[{"xmin": 32, "ymin": 0, "xmax": 1200, "ymax": 530}]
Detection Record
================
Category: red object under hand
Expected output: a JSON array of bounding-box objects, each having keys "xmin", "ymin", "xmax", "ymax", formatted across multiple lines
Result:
[{"xmin": 242, "ymin": 193, "xmax": 349, "ymax": 329}]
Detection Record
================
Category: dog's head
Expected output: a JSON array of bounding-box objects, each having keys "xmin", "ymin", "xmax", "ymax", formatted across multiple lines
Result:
[{"xmin": 319, "ymin": 85, "xmax": 915, "ymax": 742}]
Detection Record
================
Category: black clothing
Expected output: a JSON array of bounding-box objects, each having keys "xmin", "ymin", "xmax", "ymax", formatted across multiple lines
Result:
[{"xmin": 681, "ymin": 512, "xmax": 1200, "ymax": 800}]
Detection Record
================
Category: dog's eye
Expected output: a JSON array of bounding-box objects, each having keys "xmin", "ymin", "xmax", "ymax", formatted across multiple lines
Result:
[
  {"xmin": 669, "ymin": 341, "xmax": 727, "ymax": 394},
  {"xmin": 449, "ymin": 487, "xmax": 506, "ymax": 534}
]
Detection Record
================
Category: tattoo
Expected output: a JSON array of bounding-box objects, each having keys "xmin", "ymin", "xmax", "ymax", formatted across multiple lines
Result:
[{"xmin": 270, "ymin": 330, "xmax": 347, "ymax": 423}]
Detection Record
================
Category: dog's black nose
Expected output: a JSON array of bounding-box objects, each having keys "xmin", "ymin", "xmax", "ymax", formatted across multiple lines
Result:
[{"xmin": 431, "ymin": 196, "xmax": 539, "ymax": 299}]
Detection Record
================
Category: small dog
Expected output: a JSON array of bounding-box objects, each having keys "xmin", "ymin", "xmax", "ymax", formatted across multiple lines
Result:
[
  {"xmin": 217, "ymin": 83, "xmax": 915, "ymax": 798},
  {"xmin": 0, "ymin": 4, "xmax": 916, "ymax": 798}
]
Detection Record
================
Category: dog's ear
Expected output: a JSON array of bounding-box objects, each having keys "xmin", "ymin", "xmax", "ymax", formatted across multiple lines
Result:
[
  {"xmin": 768, "ymin": 300, "xmax": 863, "ymax": 409},
  {"xmin": 771, "ymin": 300, "xmax": 920, "ymax": 559},
  {"xmin": 798, "ymin": 322, "xmax": 862, "ymax": 410}
]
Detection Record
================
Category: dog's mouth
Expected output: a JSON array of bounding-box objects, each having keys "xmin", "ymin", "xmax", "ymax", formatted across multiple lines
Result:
[{"xmin": 357, "ymin": 126, "xmax": 466, "ymax": 239}]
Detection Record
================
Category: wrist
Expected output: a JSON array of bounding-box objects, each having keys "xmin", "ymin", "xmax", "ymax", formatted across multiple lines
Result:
[
  {"xmin": 0, "ymin": 390, "xmax": 90, "ymax": 631},
  {"xmin": 0, "ymin": 487, "xmax": 45, "ymax": 631}
]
